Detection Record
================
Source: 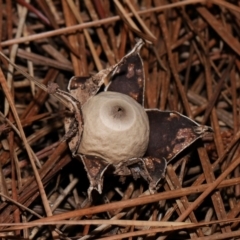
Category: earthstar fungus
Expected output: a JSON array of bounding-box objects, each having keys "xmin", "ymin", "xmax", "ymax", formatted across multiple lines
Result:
[
  {"xmin": 0, "ymin": 39, "xmax": 212, "ymax": 198},
  {"xmin": 63, "ymin": 39, "xmax": 211, "ymax": 197}
]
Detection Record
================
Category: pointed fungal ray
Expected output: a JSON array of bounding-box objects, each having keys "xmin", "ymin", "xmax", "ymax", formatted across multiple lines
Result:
[
  {"xmin": 68, "ymin": 39, "xmax": 145, "ymax": 106},
  {"xmin": 105, "ymin": 39, "xmax": 145, "ymax": 105}
]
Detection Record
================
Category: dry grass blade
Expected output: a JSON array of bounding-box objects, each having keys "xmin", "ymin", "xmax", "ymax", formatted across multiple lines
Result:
[
  {"xmin": 0, "ymin": 0, "xmax": 206, "ymax": 47},
  {"xmin": 66, "ymin": 0, "xmax": 103, "ymax": 71},
  {"xmin": 114, "ymin": 0, "xmax": 155, "ymax": 44},
  {"xmin": 0, "ymin": 1, "xmax": 240, "ymax": 239},
  {"xmin": 0, "ymin": 52, "xmax": 71, "ymax": 109},
  {"xmin": 7, "ymin": 176, "xmax": 239, "ymax": 224},
  {"xmin": 197, "ymin": 6, "xmax": 240, "ymax": 56},
  {"xmin": 0, "ymin": 69, "xmax": 57, "ymax": 238},
  {"xmin": 4, "ymin": 0, "xmax": 29, "ymax": 116}
]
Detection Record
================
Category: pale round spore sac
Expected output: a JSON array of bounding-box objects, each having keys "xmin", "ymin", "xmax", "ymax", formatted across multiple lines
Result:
[{"xmin": 79, "ymin": 91, "xmax": 150, "ymax": 164}]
